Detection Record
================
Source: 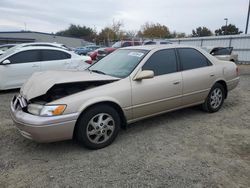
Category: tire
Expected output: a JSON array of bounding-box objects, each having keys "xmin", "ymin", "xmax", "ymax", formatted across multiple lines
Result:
[
  {"xmin": 202, "ymin": 83, "xmax": 225, "ymax": 113},
  {"xmin": 75, "ymin": 104, "xmax": 121, "ymax": 149}
]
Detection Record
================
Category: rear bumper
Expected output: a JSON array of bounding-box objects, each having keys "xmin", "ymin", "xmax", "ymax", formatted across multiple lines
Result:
[
  {"xmin": 227, "ymin": 77, "xmax": 240, "ymax": 91},
  {"xmin": 10, "ymin": 97, "xmax": 79, "ymax": 143}
]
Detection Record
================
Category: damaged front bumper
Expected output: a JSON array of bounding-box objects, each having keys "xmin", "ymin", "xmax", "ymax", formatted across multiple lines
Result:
[{"xmin": 10, "ymin": 95, "xmax": 79, "ymax": 143}]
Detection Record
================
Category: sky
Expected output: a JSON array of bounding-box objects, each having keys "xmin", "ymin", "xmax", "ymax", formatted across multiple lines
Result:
[{"xmin": 0, "ymin": 0, "xmax": 249, "ymax": 35}]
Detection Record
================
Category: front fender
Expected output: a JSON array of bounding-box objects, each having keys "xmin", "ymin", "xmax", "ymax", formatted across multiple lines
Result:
[{"xmin": 77, "ymin": 96, "xmax": 125, "ymax": 115}]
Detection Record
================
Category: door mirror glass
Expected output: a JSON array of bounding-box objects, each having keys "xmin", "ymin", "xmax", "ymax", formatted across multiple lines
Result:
[
  {"xmin": 2, "ymin": 59, "xmax": 11, "ymax": 64},
  {"xmin": 134, "ymin": 70, "xmax": 154, "ymax": 81}
]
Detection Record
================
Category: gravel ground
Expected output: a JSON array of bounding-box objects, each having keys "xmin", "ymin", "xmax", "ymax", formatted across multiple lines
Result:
[{"xmin": 0, "ymin": 67, "xmax": 250, "ymax": 188}]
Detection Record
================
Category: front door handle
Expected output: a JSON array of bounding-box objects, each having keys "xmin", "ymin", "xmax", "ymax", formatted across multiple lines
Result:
[{"xmin": 32, "ymin": 64, "xmax": 39, "ymax": 68}]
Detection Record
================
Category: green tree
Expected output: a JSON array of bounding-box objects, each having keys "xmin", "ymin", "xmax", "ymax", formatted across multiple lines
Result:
[
  {"xmin": 140, "ymin": 22, "xmax": 171, "ymax": 39},
  {"xmin": 192, "ymin": 27, "xmax": 213, "ymax": 37},
  {"xmin": 215, "ymin": 24, "xmax": 242, "ymax": 35},
  {"xmin": 56, "ymin": 24, "xmax": 96, "ymax": 42},
  {"xmin": 97, "ymin": 27, "xmax": 117, "ymax": 46}
]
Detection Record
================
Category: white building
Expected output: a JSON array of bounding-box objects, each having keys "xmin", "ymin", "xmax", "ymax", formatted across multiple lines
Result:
[{"xmin": 0, "ymin": 31, "xmax": 91, "ymax": 48}]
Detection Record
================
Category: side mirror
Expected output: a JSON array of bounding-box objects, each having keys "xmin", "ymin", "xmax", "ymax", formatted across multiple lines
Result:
[
  {"xmin": 134, "ymin": 70, "xmax": 154, "ymax": 81},
  {"xmin": 2, "ymin": 59, "xmax": 11, "ymax": 65}
]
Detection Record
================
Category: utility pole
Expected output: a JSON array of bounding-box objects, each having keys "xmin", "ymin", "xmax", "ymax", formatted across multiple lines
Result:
[
  {"xmin": 245, "ymin": 0, "xmax": 250, "ymax": 34},
  {"xmin": 24, "ymin": 22, "xmax": 27, "ymax": 31},
  {"xmin": 224, "ymin": 18, "xmax": 228, "ymax": 35}
]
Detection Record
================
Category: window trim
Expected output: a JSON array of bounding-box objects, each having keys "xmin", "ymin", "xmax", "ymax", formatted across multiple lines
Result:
[
  {"xmin": 176, "ymin": 47, "xmax": 212, "ymax": 72},
  {"xmin": 142, "ymin": 48, "xmax": 179, "ymax": 77}
]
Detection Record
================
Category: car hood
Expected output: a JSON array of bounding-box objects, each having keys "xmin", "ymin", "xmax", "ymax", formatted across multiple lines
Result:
[{"xmin": 21, "ymin": 70, "xmax": 119, "ymax": 100}]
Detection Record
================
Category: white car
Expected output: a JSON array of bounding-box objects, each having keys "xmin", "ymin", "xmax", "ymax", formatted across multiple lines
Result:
[
  {"xmin": 0, "ymin": 45, "xmax": 91, "ymax": 90},
  {"xmin": 19, "ymin": 42, "xmax": 72, "ymax": 51},
  {"xmin": 0, "ymin": 44, "xmax": 17, "ymax": 55}
]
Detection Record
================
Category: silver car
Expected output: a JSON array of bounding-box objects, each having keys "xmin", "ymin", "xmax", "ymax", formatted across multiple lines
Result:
[{"xmin": 10, "ymin": 45, "xmax": 240, "ymax": 149}]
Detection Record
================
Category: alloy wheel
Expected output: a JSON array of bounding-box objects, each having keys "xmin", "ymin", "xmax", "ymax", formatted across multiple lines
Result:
[
  {"xmin": 86, "ymin": 113, "xmax": 115, "ymax": 144},
  {"xmin": 210, "ymin": 88, "xmax": 223, "ymax": 109}
]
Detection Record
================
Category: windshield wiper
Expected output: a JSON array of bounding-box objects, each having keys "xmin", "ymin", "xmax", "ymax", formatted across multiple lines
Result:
[{"xmin": 91, "ymin": 69, "xmax": 106, "ymax": 75}]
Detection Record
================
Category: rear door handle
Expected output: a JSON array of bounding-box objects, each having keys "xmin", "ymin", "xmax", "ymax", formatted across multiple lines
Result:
[
  {"xmin": 173, "ymin": 81, "xmax": 180, "ymax": 85},
  {"xmin": 32, "ymin": 64, "xmax": 39, "ymax": 68},
  {"xmin": 210, "ymin": 74, "xmax": 215, "ymax": 77}
]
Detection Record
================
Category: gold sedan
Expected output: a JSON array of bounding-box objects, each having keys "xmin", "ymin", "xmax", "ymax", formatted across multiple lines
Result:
[{"xmin": 10, "ymin": 45, "xmax": 239, "ymax": 149}]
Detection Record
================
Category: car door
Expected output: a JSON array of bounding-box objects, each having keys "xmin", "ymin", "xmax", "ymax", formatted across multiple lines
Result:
[
  {"xmin": 40, "ymin": 49, "xmax": 72, "ymax": 71},
  {"xmin": 0, "ymin": 50, "xmax": 41, "ymax": 89},
  {"xmin": 131, "ymin": 49, "xmax": 182, "ymax": 120},
  {"xmin": 177, "ymin": 48, "xmax": 216, "ymax": 106}
]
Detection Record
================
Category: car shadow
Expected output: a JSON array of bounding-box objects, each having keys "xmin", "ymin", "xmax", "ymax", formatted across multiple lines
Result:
[
  {"xmin": 0, "ymin": 88, "xmax": 20, "ymax": 94},
  {"xmin": 15, "ymin": 106, "xmax": 204, "ymax": 154},
  {"xmin": 126, "ymin": 105, "xmax": 202, "ymax": 130}
]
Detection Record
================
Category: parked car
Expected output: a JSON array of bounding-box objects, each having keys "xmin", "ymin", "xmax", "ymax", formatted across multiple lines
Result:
[
  {"xmin": 0, "ymin": 44, "xmax": 17, "ymax": 55},
  {"xmin": 10, "ymin": 45, "xmax": 239, "ymax": 149},
  {"xmin": 19, "ymin": 42, "xmax": 72, "ymax": 51},
  {"xmin": 75, "ymin": 45, "xmax": 100, "ymax": 56},
  {"xmin": 202, "ymin": 46, "xmax": 238, "ymax": 62},
  {"xmin": 87, "ymin": 48, "xmax": 104, "ymax": 61},
  {"xmin": 87, "ymin": 50, "xmax": 98, "ymax": 61},
  {"xmin": 0, "ymin": 45, "xmax": 91, "ymax": 90},
  {"xmin": 143, "ymin": 40, "xmax": 172, "ymax": 45},
  {"xmin": 96, "ymin": 41, "xmax": 142, "ymax": 60}
]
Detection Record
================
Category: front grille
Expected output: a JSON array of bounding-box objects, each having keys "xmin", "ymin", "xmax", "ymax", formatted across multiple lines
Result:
[{"xmin": 13, "ymin": 95, "xmax": 27, "ymax": 110}]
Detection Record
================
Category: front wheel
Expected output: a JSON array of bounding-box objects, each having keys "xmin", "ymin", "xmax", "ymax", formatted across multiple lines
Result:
[
  {"xmin": 75, "ymin": 105, "xmax": 120, "ymax": 149},
  {"xmin": 202, "ymin": 83, "xmax": 225, "ymax": 113}
]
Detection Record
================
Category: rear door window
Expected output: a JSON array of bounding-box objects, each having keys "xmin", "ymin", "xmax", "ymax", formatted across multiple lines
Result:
[
  {"xmin": 41, "ymin": 50, "xmax": 71, "ymax": 61},
  {"xmin": 144, "ymin": 41, "xmax": 156, "ymax": 45},
  {"xmin": 122, "ymin": 42, "xmax": 132, "ymax": 47},
  {"xmin": 211, "ymin": 47, "xmax": 232, "ymax": 55},
  {"xmin": 177, "ymin": 48, "xmax": 210, "ymax": 71}
]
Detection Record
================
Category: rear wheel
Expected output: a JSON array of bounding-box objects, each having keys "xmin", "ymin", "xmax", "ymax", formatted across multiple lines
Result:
[
  {"xmin": 75, "ymin": 104, "xmax": 120, "ymax": 149},
  {"xmin": 202, "ymin": 83, "xmax": 225, "ymax": 113}
]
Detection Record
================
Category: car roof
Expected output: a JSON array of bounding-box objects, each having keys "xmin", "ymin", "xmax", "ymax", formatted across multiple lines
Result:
[
  {"xmin": 122, "ymin": 44, "xmax": 200, "ymax": 51},
  {"xmin": 15, "ymin": 45, "xmax": 72, "ymax": 53},
  {"xmin": 0, "ymin": 45, "xmax": 73, "ymax": 61},
  {"xmin": 0, "ymin": 44, "xmax": 16, "ymax": 47},
  {"xmin": 13, "ymin": 42, "xmax": 70, "ymax": 50}
]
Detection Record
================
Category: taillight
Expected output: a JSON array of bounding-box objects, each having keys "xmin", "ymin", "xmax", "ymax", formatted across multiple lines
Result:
[
  {"xmin": 236, "ymin": 67, "xmax": 239, "ymax": 76},
  {"xmin": 85, "ymin": 60, "xmax": 92, "ymax": 64}
]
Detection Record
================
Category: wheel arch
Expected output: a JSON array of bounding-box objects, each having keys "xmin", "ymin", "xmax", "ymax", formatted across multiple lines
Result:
[
  {"xmin": 214, "ymin": 79, "xmax": 228, "ymax": 99},
  {"xmin": 73, "ymin": 100, "xmax": 127, "ymax": 139}
]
